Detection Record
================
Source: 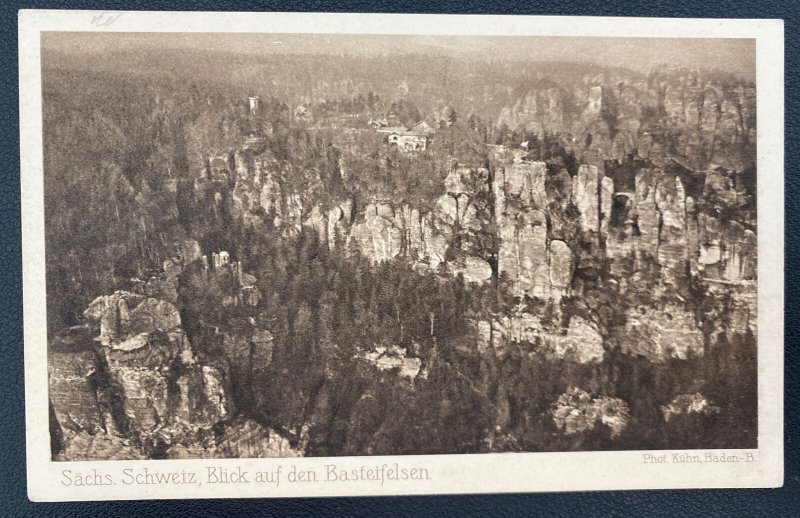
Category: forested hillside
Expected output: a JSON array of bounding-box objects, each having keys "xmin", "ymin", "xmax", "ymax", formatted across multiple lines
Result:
[{"xmin": 44, "ymin": 46, "xmax": 757, "ymax": 460}]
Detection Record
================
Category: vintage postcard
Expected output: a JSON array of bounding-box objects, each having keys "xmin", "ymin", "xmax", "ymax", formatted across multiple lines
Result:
[{"xmin": 19, "ymin": 11, "xmax": 783, "ymax": 501}]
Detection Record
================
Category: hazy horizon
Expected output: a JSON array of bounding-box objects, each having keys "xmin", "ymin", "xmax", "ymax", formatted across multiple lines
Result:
[{"xmin": 42, "ymin": 32, "xmax": 756, "ymax": 80}]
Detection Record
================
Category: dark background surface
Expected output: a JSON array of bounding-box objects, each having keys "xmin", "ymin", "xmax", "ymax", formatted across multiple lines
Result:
[{"xmin": 4, "ymin": 1, "xmax": 797, "ymax": 516}]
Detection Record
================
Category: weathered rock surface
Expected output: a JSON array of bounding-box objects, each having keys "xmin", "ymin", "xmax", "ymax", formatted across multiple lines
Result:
[
  {"xmin": 350, "ymin": 202, "xmax": 404, "ymax": 262},
  {"xmin": 54, "ymin": 432, "xmax": 147, "ymax": 461},
  {"xmin": 620, "ymin": 303, "xmax": 704, "ymax": 361},
  {"xmin": 661, "ymin": 393, "xmax": 720, "ymax": 422},
  {"xmin": 476, "ymin": 314, "xmax": 603, "ymax": 363},
  {"xmin": 495, "ymin": 161, "xmax": 574, "ymax": 300},
  {"xmin": 49, "ymin": 291, "xmax": 297, "ymax": 460},
  {"xmin": 497, "ymin": 208, "xmax": 548, "ymax": 297},
  {"xmin": 572, "ymin": 165, "xmax": 601, "ymax": 234},
  {"xmin": 48, "ymin": 349, "xmax": 103, "ymax": 437},
  {"xmin": 167, "ymin": 417, "xmax": 302, "ymax": 459},
  {"xmin": 504, "ymin": 161, "xmax": 548, "ymax": 208},
  {"xmin": 360, "ymin": 345, "xmax": 422, "ymax": 380},
  {"xmin": 550, "ymin": 316, "xmax": 605, "ymax": 363},
  {"xmin": 550, "ymin": 388, "xmax": 630, "ymax": 439}
]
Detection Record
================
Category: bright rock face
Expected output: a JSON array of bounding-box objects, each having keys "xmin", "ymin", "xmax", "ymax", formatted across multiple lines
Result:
[
  {"xmin": 48, "ymin": 290, "xmax": 295, "ymax": 460},
  {"xmin": 661, "ymin": 393, "xmax": 720, "ymax": 422},
  {"xmin": 350, "ymin": 203, "xmax": 404, "ymax": 263},
  {"xmin": 495, "ymin": 161, "xmax": 574, "ymax": 300},
  {"xmin": 450, "ymin": 256, "xmax": 493, "ymax": 284},
  {"xmin": 600, "ymin": 176, "xmax": 614, "ymax": 236},
  {"xmin": 634, "ymin": 170, "xmax": 662, "ymax": 258},
  {"xmin": 550, "ymin": 316, "xmax": 605, "ymax": 363},
  {"xmin": 498, "ymin": 209, "xmax": 549, "ymax": 297},
  {"xmin": 505, "ymin": 161, "xmax": 548, "ymax": 208},
  {"xmin": 548, "ymin": 240, "xmax": 573, "ymax": 297},
  {"xmin": 360, "ymin": 345, "xmax": 422, "ymax": 380},
  {"xmin": 654, "ymin": 175, "xmax": 688, "ymax": 272},
  {"xmin": 696, "ymin": 215, "xmax": 757, "ymax": 282},
  {"xmin": 550, "ymin": 388, "xmax": 630, "ymax": 439},
  {"xmin": 622, "ymin": 303, "xmax": 704, "ymax": 361},
  {"xmin": 572, "ymin": 165, "xmax": 600, "ymax": 234}
]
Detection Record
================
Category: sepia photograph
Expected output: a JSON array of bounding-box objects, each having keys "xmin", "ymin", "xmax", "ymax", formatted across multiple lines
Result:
[
  {"xmin": 20, "ymin": 11, "xmax": 784, "ymax": 500},
  {"xmin": 42, "ymin": 30, "xmax": 760, "ymax": 461}
]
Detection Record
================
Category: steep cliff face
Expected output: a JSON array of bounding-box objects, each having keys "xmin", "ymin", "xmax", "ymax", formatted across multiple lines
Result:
[
  {"xmin": 230, "ymin": 156, "xmax": 496, "ymax": 281},
  {"xmin": 44, "ymin": 57, "xmax": 759, "ymax": 456},
  {"xmin": 495, "ymin": 161, "xmax": 575, "ymax": 300},
  {"xmin": 498, "ymin": 87, "xmax": 576, "ymax": 137},
  {"xmin": 49, "ymin": 287, "xmax": 300, "ymax": 460},
  {"xmin": 498, "ymin": 70, "xmax": 756, "ymax": 171},
  {"xmin": 476, "ymin": 312, "xmax": 604, "ymax": 364},
  {"xmin": 222, "ymin": 128, "xmax": 756, "ymax": 370},
  {"xmin": 603, "ymin": 164, "xmax": 756, "ymax": 283}
]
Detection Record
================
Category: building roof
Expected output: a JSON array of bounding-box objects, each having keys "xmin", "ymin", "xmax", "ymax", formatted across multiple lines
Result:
[
  {"xmin": 376, "ymin": 125, "xmax": 408, "ymax": 134},
  {"xmin": 409, "ymin": 120, "xmax": 434, "ymax": 135}
]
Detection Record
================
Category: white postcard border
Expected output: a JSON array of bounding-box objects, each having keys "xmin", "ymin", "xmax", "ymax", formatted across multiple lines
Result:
[{"xmin": 19, "ymin": 10, "xmax": 784, "ymax": 501}]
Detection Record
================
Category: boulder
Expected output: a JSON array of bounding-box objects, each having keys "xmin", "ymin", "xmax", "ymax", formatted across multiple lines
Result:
[
  {"xmin": 450, "ymin": 256, "xmax": 493, "ymax": 284},
  {"xmin": 661, "ymin": 393, "xmax": 720, "ymax": 422},
  {"xmin": 128, "ymin": 298, "xmax": 182, "ymax": 336},
  {"xmin": 550, "ymin": 388, "xmax": 630, "ymax": 439}
]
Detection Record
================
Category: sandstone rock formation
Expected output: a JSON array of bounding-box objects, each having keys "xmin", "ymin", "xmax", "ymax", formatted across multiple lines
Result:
[
  {"xmin": 476, "ymin": 314, "xmax": 604, "ymax": 363},
  {"xmin": 48, "ymin": 348, "xmax": 103, "ymax": 437},
  {"xmin": 572, "ymin": 164, "xmax": 601, "ymax": 235},
  {"xmin": 550, "ymin": 316, "xmax": 605, "ymax": 363},
  {"xmin": 550, "ymin": 388, "xmax": 630, "ymax": 439},
  {"xmin": 48, "ymin": 290, "xmax": 296, "ymax": 460},
  {"xmin": 497, "ymin": 70, "xmax": 756, "ymax": 172},
  {"xmin": 166, "ymin": 417, "xmax": 302, "ymax": 459},
  {"xmin": 661, "ymin": 393, "xmax": 720, "ymax": 422},
  {"xmin": 360, "ymin": 345, "xmax": 422, "ymax": 380},
  {"xmin": 495, "ymin": 161, "xmax": 575, "ymax": 300},
  {"xmin": 619, "ymin": 302, "xmax": 704, "ymax": 361}
]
